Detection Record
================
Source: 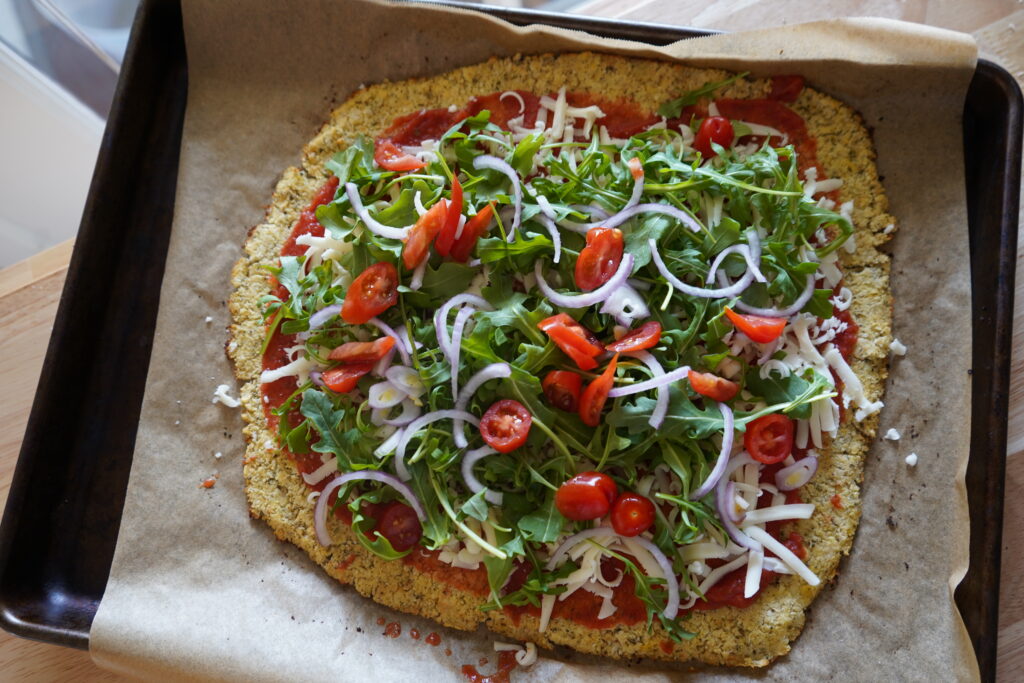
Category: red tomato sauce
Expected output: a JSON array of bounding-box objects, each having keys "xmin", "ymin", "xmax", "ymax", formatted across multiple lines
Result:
[
  {"xmin": 258, "ymin": 87, "xmax": 853, "ymax": 625},
  {"xmin": 462, "ymin": 649, "xmax": 518, "ymax": 683}
]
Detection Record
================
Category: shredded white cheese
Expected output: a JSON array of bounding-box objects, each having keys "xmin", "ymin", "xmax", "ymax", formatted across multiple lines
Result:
[
  {"xmin": 884, "ymin": 428, "xmax": 901, "ymax": 441},
  {"xmin": 212, "ymin": 383, "xmax": 241, "ymax": 408},
  {"xmin": 905, "ymin": 453, "xmax": 919, "ymax": 467},
  {"xmin": 890, "ymin": 338, "xmax": 907, "ymax": 356}
]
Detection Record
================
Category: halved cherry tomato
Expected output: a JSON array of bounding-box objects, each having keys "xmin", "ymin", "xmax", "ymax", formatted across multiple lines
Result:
[
  {"xmin": 542, "ymin": 370, "xmax": 582, "ymax": 412},
  {"xmin": 610, "ymin": 492, "xmax": 656, "ymax": 536},
  {"xmin": 605, "ymin": 321, "xmax": 662, "ymax": 354},
  {"xmin": 434, "ymin": 175, "xmax": 463, "ymax": 257},
  {"xmin": 402, "ymin": 200, "xmax": 448, "ymax": 269},
  {"xmin": 687, "ymin": 370, "xmax": 740, "ymax": 402},
  {"xmin": 537, "ymin": 313, "xmax": 604, "ymax": 371},
  {"xmin": 744, "ymin": 413, "xmax": 795, "ymax": 464},
  {"xmin": 575, "ymin": 227, "xmax": 624, "ymax": 292},
  {"xmin": 322, "ymin": 362, "xmax": 375, "ymax": 393},
  {"xmin": 480, "ymin": 399, "xmax": 532, "ymax": 453},
  {"xmin": 579, "ymin": 353, "xmax": 618, "ymax": 427},
  {"xmin": 374, "ymin": 501, "xmax": 422, "ymax": 552},
  {"xmin": 693, "ymin": 116, "xmax": 735, "ymax": 159},
  {"xmin": 449, "ymin": 202, "xmax": 495, "ymax": 262},
  {"xmin": 723, "ymin": 307, "xmax": 786, "ymax": 344},
  {"xmin": 374, "ymin": 139, "xmax": 427, "ymax": 172},
  {"xmin": 328, "ymin": 336, "xmax": 396, "ymax": 363},
  {"xmin": 341, "ymin": 262, "xmax": 399, "ymax": 325},
  {"xmin": 555, "ymin": 471, "xmax": 618, "ymax": 521}
]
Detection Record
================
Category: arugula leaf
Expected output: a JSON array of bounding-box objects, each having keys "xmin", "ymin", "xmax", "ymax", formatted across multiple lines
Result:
[
  {"xmin": 657, "ymin": 72, "xmax": 749, "ymax": 118},
  {"xmin": 743, "ymin": 367, "xmax": 833, "ymax": 420},
  {"xmin": 517, "ymin": 496, "xmax": 563, "ymax": 543}
]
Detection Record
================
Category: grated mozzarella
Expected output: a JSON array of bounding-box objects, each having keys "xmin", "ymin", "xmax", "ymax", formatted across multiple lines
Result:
[
  {"xmin": 824, "ymin": 345, "xmax": 884, "ymax": 420},
  {"xmin": 744, "ymin": 549, "xmax": 764, "ymax": 599},
  {"xmin": 212, "ymin": 383, "xmax": 241, "ymax": 408},
  {"xmin": 260, "ymin": 356, "xmax": 319, "ymax": 384},
  {"xmin": 745, "ymin": 526, "xmax": 820, "ymax": 586},
  {"xmin": 884, "ymin": 428, "xmax": 901, "ymax": 441},
  {"xmin": 905, "ymin": 453, "xmax": 919, "ymax": 467},
  {"xmin": 890, "ymin": 338, "xmax": 907, "ymax": 356}
]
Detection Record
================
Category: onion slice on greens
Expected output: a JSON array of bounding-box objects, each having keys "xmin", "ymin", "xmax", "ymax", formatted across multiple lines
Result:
[
  {"xmin": 600, "ymin": 283, "xmax": 650, "ymax": 328},
  {"xmin": 344, "ymin": 182, "xmax": 411, "ymax": 241},
  {"xmin": 628, "ymin": 351, "xmax": 668, "ymax": 428},
  {"xmin": 775, "ymin": 456, "xmax": 819, "ymax": 491},
  {"xmin": 434, "ymin": 294, "xmax": 492, "ymax": 360},
  {"xmin": 599, "ymin": 202, "xmax": 703, "ymax": 234},
  {"xmin": 453, "ymin": 363, "xmax": 512, "ymax": 448},
  {"xmin": 650, "ymin": 238, "xmax": 754, "ymax": 299},
  {"xmin": 314, "ymin": 470, "xmax": 426, "ymax": 547},
  {"xmin": 383, "ymin": 397, "xmax": 422, "ymax": 427},
  {"xmin": 537, "ymin": 215, "xmax": 562, "ymax": 263},
  {"xmin": 533, "ymin": 252, "xmax": 634, "ymax": 310},
  {"xmin": 394, "ymin": 409, "xmax": 480, "ymax": 480},
  {"xmin": 545, "ymin": 528, "xmax": 679, "ymax": 620},
  {"xmin": 473, "ymin": 155, "xmax": 522, "ymax": 242},
  {"xmin": 607, "ymin": 362, "xmax": 690, "ymax": 398},
  {"xmin": 690, "ymin": 402, "xmax": 735, "ymax": 499},
  {"xmin": 449, "ymin": 306, "xmax": 476, "ymax": 399},
  {"xmin": 582, "ymin": 157, "xmax": 645, "ymax": 229},
  {"xmin": 461, "ymin": 445, "xmax": 502, "ymax": 504},
  {"xmin": 307, "ymin": 304, "xmax": 342, "ymax": 334},
  {"xmin": 735, "ymin": 272, "xmax": 815, "ymax": 318},
  {"xmin": 714, "ymin": 453, "xmax": 763, "ymax": 552}
]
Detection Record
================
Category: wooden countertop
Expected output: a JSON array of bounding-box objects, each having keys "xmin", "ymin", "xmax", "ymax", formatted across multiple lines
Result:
[{"xmin": 0, "ymin": 3, "xmax": 1020, "ymax": 680}]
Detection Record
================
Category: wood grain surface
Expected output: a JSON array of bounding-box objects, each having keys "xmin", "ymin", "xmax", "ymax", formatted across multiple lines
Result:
[{"xmin": 0, "ymin": 2, "xmax": 1020, "ymax": 680}]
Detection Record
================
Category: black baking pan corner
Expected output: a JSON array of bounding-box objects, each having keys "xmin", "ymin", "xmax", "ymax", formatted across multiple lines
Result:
[
  {"xmin": 0, "ymin": 0, "xmax": 186, "ymax": 649},
  {"xmin": 0, "ymin": 5, "xmax": 1018, "ymax": 682}
]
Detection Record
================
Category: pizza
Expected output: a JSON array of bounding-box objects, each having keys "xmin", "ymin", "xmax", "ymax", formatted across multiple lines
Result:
[{"xmin": 227, "ymin": 52, "xmax": 894, "ymax": 668}]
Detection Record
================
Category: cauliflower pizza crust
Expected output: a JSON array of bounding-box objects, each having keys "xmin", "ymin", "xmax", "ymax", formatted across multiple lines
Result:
[{"xmin": 227, "ymin": 52, "xmax": 893, "ymax": 668}]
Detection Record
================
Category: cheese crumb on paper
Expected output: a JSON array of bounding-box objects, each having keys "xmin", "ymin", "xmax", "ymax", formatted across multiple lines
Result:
[
  {"xmin": 889, "ymin": 338, "xmax": 907, "ymax": 356},
  {"xmin": 883, "ymin": 428, "xmax": 901, "ymax": 441},
  {"xmin": 212, "ymin": 383, "xmax": 241, "ymax": 408},
  {"xmin": 905, "ymin": 453, "xmax": 918, "ymax": 467}
]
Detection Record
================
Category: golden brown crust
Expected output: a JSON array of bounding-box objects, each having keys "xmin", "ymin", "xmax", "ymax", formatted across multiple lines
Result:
[{"xmin": 227, "ymin": 52, "xmax": 894, "ymax": 668}]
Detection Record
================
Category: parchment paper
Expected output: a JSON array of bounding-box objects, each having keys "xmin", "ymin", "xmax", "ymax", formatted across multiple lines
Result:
[{"xmin": 89, "ymin": 1, "xmax": 979, "ymax": 679}]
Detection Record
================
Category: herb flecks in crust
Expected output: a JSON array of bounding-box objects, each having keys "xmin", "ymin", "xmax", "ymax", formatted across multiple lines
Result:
[{"xmin": 228, "ymin": 52, "xmax": 893, "ymax": 668}]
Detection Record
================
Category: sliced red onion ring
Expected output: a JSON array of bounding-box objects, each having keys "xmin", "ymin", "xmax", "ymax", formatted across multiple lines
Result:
[
  {"xmin": 394, "ymin": 409, "xmax": 480, "ymax": 480},
  {"xmin": 775, "ymin": 455, "xmax": 819, "ymax": 491},
  {"xmin": 434, "ymin": 294, "xmax": 492, "ymax": 359},
  {"xmin": 628, "ymin": 351, "xmax": 668, "ymax": 428},
  {"xmin": 454, "ymin": 363, "xmax": 512, "ymax": 448},
  {"xmin": 690, "ymin": 403, "xmax": 735, "ymax": 499},
  {"xmin": 384, "ymin": 397, "xmax": 422, "ymax": 427},
  {"xmin": 385, "ymin": 365, "xmax": 426, "ymax": 398},
  {"xmin": 344, "ymin": 182, "xmax": 410, "ymax": 241},
  {"xmin": 607, "ymin": 363, "xmax": 690, "ymax": 398},
  {"xmin": 307, "ymin": 304, "xmax": 342, "ymax": 333},
  {"xmin": 723, "ymin": 480, "xmax": 744, "ymax": 523},
  {"xmin": 368, "ymin": 381, "xmax": 405, "ymax": 409},
  {"xmin": 537, "ymin": 215, "xmax": 562, "ymax": 263},
  {"xmin": 310, "ymin": 370, "xmax": 325, "ymax": 387},
  {"xmin": 598, "ymin": 203, "xmax": 702, "ymax": 233},
  {"xmin": 706, "ymin": 244, "xmax": 767, "ymax": 286},
  {"xmin": 600, "ymin": 283, "xmax": 650, "ymax": 328},
  {"xmin": 650, "ymin": 239, "xmax": 754, "ymax": 299},
  {"xmin": 314, "ymin": 471, "xmax": 426, "ymax": 546},
  {"xmin": 735, "ymin": 273, "xmax": 815, "ymax": 318},
  {"xmin": 545, "ymin": 529, "xmax": 679, "ymax": 620},
  {"xmin": 373, "ymin": 345, "xmax": 396, "ymax": 377},
  {"xmin": 373, "ymin": 427, "xmax": 403, "ymax": 457},
  {"xmin": 473, "ymin": 155, "xmax": 521, "ymax": 242},
  {"xmin": 715, "ymin": 455, "xmax": 762, "ymax": 552},
  {"xmin": 533, "ymin": 252, "xmax": 634, "ymax": 309},
  {"xmin": 583, "ymin": 158, "xmax": 644, "ymax": 229},
  {"xmin": 462, "ymin": 445, "xmax": 502, "ymax": 504},
  {"xmin": 409, "ymin": 259, "xmax": 427, "ymax": 291},
  {"xmin": 367, "ymin": 318, "xmax": 411, "ymax": 367},
  {"xmin": 449, "ymin": 306, "xmax": 476, "ymax": 399}
]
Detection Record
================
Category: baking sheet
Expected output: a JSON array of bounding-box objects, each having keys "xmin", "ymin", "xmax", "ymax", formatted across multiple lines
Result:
[{"xmin": 89, "ymin": 1, "xmax": 979, "ymax": 679}]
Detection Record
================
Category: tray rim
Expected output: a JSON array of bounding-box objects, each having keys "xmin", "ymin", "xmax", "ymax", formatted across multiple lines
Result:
[{"xmin": 0, "ymin": 0, "xmax": 1019, "ymax": 675}]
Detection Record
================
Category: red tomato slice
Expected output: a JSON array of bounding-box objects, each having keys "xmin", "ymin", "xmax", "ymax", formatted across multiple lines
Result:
[
  {"xmin": 434, "ymin": 175, "xmax": 463, "ymax": 257},
  {"xmin": 610, "ymin": 492, "xmax": 656, "ymax": 536},
  {"xmin": 579, "ymin": 353, "xmax": 619, "ymax": 427},
  {"xmin": 480, "ymin": 399, "xmax": 532, "ymax": 453},
  {"xmin": 327, "ymin": 337, "xmax": 396, "ymax": 363},
  {"xmin": 341, "ymin": 262, "xmax": 400, "ymax": 325},
  {"xmin": 449, "ymin": 202, "xmax": 495, "ymax": 262},
  {"xmin": 542, "ymin": 370, "xmax": 582, "ymax": 412},
  {"xmin": 374, "ymin": 139, "xmax": 427, "ymax": 171},
  {"xmin": 374, "ymin": 501, "xmax": 423, "ymax": 552},
  {"xmin": 402, "ymin": 200, "xmax": 448, "ymax": 270},
  {"xmin": 537, "ymin": 313, "xmax": 604, "ymax": 371},
  {"xmin": 723, "ymin": 307, "xmax": 786, "ymax": 343},
  {"xmin": 574, "ymin": 227, "xmax": 624, "ymax": 292},
  {"xmin": 322, "ymin": 362, "xmax": 375, "ymax": 393},
  {"xmin": 744, "ymin": 414, "xmax": 795, "ymax": 464},
  {"xmin": 693, "ymin": 115, "xmax": 735, "ymax": 159},
  {"xmin": 687, "ymin": 370, "xmax": 740, "ymax": 402},
  {"xmin": 605, "ymin": 321, "xmax": 661, "ymax": 354},
  {"xmin": 555, "ymin": 471, "xmax": 618, "ymax": 521}
]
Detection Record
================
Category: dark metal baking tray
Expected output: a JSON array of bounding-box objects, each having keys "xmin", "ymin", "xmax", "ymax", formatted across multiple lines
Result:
[{"xmin": 0, "ymin": 2, "xmax": 1018, "ymax": 680}]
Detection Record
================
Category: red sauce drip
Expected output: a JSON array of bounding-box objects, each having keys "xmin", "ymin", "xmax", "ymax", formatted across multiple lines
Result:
[
  {"xmin": 376, "ymin": 616, "xmax": 386, "ymax": 626},
  {"xmin": 383, "ymin": 622, "xmax": 401, "ymax": 638},
  {"xmin": 425, "ymin": 632, "xmax": 442, "ymax": 647},
  {"xmin": 462, "ymin": 650, "xmax": 519, "ymax": 683},
  {"xmin": 337, "ymin": 554, "xmax": 357, "ymax": 573},
  {"xmin": 445, "ymin": 648, "xmax": 453, "ymax": 657},
  {"xmin": 410, "ymin": 628, "xmax": 421, "ymax": 640},
  {"xmin": 659, "ymin": 639, "xmax": 674, "ymax": 655},
  {"xmin": 831, "ymin": 494, "xmax": 844, "ymax": 510},
  {"xmin": 478, "ymin": 658, "xmax": 489, "ymax": 666}
]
